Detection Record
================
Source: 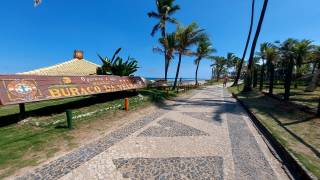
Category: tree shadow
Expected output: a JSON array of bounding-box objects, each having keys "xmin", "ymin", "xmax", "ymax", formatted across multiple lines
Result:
[{"xmin": 238, "ymin": 92, "xmax": 320, "ymax": 159}]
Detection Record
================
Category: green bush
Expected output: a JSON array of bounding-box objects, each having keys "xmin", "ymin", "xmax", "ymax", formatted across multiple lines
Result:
[{"xmin": 97, "ymin": 48, "xmax": 139, "ymax": 76}]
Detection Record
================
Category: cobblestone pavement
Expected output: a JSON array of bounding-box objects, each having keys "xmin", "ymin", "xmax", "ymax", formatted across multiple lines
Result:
[{"xmin": 17, "ymin": 85, "xmax": 289, "ymax": 180}]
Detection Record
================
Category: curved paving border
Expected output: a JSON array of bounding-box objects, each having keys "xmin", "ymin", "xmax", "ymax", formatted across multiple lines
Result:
[{"xmin": 231, "ymin": 92, "xmax": 315, "ymax": 180}]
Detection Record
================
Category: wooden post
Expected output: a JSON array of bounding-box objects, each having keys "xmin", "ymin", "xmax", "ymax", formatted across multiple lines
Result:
[
  {"xmin": 19, "ymin": 103, "xmax": 26, "ymax": 117},
  {"xmin": 125, "ymin": 98, "xmax": 129, "ymax": 112},
  {"xmin": 66, "ymin": 110, "xmax": 73, "ymax": 129}
]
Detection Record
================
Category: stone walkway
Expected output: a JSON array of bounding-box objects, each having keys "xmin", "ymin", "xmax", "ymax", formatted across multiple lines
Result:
[{"xmin": 17, "ymin": 85, "xmax": 289, "ymax": 180}]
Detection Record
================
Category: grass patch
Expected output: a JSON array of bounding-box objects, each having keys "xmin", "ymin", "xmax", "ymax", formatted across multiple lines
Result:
[
  {"xmin": 0, "ymin": 87, "xmax": 184, "ymax": 178},
  {"xmin": 261, "ymin": 84, "xmax": 320, "ymax": 111},
  {"xmin": 229, "ymin": 86, "xmax": 320, "ymax": 178}
]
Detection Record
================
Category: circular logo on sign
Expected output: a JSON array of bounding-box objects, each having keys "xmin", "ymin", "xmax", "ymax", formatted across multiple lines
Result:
[
  {"xmin": 7, "ymin": 80, "xmax": 38, "ymax": 98},
  {"xmin": 62, "ymin": 77, "xmax": 72, "ymax": 84}
]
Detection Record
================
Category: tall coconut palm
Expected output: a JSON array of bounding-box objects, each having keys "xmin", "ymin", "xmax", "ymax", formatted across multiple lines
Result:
[
  {"xmin": 293, "ymin": 39, "xmax": 313, "ymax": 88},
  {"xmin": 306, "ymin": 46, "xmax": 320, "ymax": 92},
  {"xmin": 173, "ymin": 23, "xmax": 206, "ymax": 89},
  {"xmin": 148, "ymin": 0, "xmax": 180, "ymax": 80},
  {"xmin": 243, "ymin": 0, "xmax": 269, "ymax": 92},
  {"xmin": 280, "ymin": 38, "xmax": 298, "ymax": 101},
  {"xmin": 153, "ymin": 32, "xmax": 177, "ymax": 80},
  {"xmin": 232, "ymin": 0, "xmax": 255, "ymax": 87},
  {"xmin": 193, "ymin": 36, "xmax": 216, "ymax": 85}
]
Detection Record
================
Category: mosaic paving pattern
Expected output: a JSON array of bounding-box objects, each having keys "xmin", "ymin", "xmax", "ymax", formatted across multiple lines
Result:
[
  {"xmin": 17, "ymin": 110, "xmax": 167, "ymax": 180},
  {"xmin": 138, "ymin": 118, "xmax": 209, "ymax": 137},
  {"xmin": 113, "ymin": 156, "xmax": 224, "ymax": 180},
  {"xmin": 182, "ymin": 112, "xmax": 222, "ymax": 125},
  {"xmin": 223, "ymin": 90, "xmax": 277, "ymax": 179}
]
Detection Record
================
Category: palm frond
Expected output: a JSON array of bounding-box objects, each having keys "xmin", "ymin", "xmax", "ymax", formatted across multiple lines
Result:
[{"xmin": 151, "ymin": 23, "xmax": 161, "ymax": 36}]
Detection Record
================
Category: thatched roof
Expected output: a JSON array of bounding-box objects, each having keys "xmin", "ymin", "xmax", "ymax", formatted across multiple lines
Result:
[{"xmin": 18, "ymin": 59, "xmax": 99, "ymax": 76}]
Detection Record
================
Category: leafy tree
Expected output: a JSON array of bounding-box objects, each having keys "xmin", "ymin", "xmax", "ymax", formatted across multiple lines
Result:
[
  {"xmin": 193, "ymin": 35, "xmax": 216, "ymax": 85},
  {"xmin": 148, "ymin": 0, "xmax": 180, "ymax": 80},
  {"xmin": 243, "ymin": 0, "xmax": 269, "ymax": 92},
  {"xmin": 173, "ymin": 23, "xmax": 206, "ymax": 89},
  {"xmin": 97, "ymin": 48, "xmax": 138, "ymax": 76},
  {"xmin": 153, "ymin": 32, "xmax": 177, "ymax": 80},
  {"xmin": 233, "ymin": 0, "xmax": 255, "ymax": 87}
]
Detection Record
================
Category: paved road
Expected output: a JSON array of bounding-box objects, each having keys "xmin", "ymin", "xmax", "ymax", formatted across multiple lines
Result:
[{"xmin": 18, "ymin": 85, "xmax": 288, "ymax": 180}]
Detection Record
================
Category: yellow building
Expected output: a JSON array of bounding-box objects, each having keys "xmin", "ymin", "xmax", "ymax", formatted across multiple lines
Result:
[{"xmin": 18, "ymin": 50, "xmax": 99, "ymax": 76}]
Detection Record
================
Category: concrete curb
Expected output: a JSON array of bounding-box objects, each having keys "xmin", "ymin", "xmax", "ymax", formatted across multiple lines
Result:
[{"xmin": 231, "ymin": 93, "xmax": 316, "ymax": 180}]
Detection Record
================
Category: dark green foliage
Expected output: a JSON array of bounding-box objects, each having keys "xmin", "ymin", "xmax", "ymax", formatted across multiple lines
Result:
[{"xmin": 97, "ymin": 48, "xmax": 139, "ymax": 76}]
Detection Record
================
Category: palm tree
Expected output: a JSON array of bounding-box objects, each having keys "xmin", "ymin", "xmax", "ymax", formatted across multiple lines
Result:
[
  {"xmin": 34, "ymin": 0, "xmax": 42, "ymax": 7},
  {"xmin": 243, "ymin": 0, "xmax": 269, "ymax": 92},
  {"xmin": 265, "ymin": 44, "xmax": 279, "ymax": 94},
  {"xmin": 153, "ymin": 32, "xmax": 177, "ymax": 80},
  {"xmin": 306, "ymin": 46, "xmax": 320, "ymax": 92},
  {"xmin": 173, "ymin": 23, "xmax": 206, "ymax": 89},
  {"xmin": 193, "ymin": 36, "xmax": 216, "ymax": 85},
  {"xmin": 252, "ymin": 56, "xmax": 260, "ymax": 88},
  {"xmin": 259, "ymin": 43, "xmax": 268, "ymax": 91},
  {"xmin": 148, "ymin": 0, "xmax": 180, "ymax": 81},
  {"xmin": 232, "ymin": 0, "xmax": 255, "ymax": 87},
  {"xmin": 211, "ymin": 56, "xmax": 228, "ymax": 81},
  {"xmin": 293, "ymin": 40, "xmax": 313, "ymax": 88},
  {"xmin": 280, "ymin": 38, "xmax": 298, "ymax": 101}
]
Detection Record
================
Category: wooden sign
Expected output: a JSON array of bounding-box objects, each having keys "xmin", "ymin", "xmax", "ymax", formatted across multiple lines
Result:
[{"xmin": 0, "ymin": 75, "xmax": 146, "ymax": 106}]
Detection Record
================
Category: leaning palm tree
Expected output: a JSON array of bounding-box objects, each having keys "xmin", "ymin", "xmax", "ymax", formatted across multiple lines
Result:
[
  {"xmin": 193, "ymin": 36, "xmax": 216, "ymax": 85},
  {"xmin": 232, "ymin": 0, "xmax": 255, "ymax": 87},
  {"xmin": 243, "ymin": 0, "xmax": 269, "ymax": 92},
  {"xmin": 153, "ymin": 33, "xmax": 177, "ymax": 80},
  {"xmin": 173, "ymin": 23, "xmax": 206, "ymax": 89},
  {"xmin": 148, "ymin": 0, "xmax": 180, "ymax": 80}
]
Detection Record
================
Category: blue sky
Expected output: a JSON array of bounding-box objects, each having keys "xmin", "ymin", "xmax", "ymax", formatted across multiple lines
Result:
[{"xmin": 0, "ymin": 0, "xmax": 319, "ymax": 79}]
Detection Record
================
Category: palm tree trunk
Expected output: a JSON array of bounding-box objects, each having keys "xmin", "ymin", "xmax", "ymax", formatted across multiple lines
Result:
[
  {"xmin": 195, "ymin": 60, "xmax": 200, "ymax": 85},
  {"xmin": 232, "ymin": 0, "xmax": 255, "ymax": 87},
  {"xmin": 259, "ymin": 60, "xmax": 265, "ymax": 91},
  {"xmin": 173, "ymin": 53, "xmax": 182, "ymax": 89},
  {"xmin": 312, "ymin": 62, "xmax": 317, "ymax": 74},
  {"xmin": 243, "ymin": 0, "xmax": 269, "ymax": 92},
  {"xmin": 165, "ymin": 58, "xmax": 170, "ymax": 81},
  {"xmin": 216, "ymin": 69, "xmax": 221, "ymax": 81},
  {"xmin": 269, "ymin": 63, "xmax": 275, "ymax": 94},
  {"xmin": 306, "ymin": 63, "xmax": 320, "ymax": 92},
  {"xmin": 253, "ymin": 68, "xmax": 258, "ymax": 88},
  {"xmin": 284, "ymin": 58, "xmax": 294, "ymax": 101}
]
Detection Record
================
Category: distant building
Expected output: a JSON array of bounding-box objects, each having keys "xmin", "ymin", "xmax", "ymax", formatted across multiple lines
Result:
[{"xmin": 18, "ymin": 50, "xmax": 99, "ymax": 76}]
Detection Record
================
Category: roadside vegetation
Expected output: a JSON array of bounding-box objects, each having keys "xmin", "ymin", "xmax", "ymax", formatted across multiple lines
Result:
[{"xmin": 0, "ymin": 87, "xmax": 184, "ymax": 178}]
